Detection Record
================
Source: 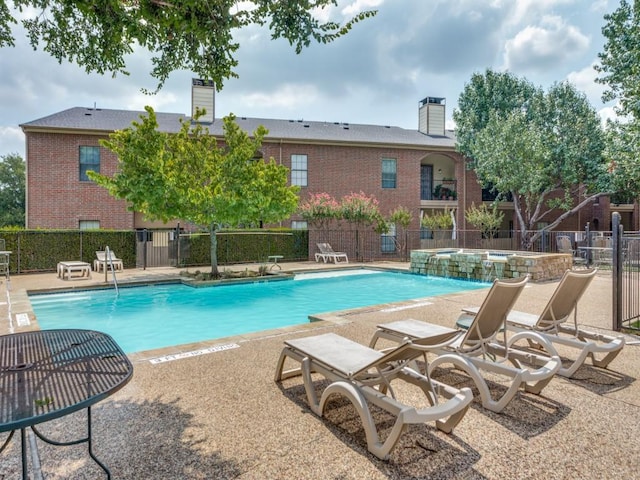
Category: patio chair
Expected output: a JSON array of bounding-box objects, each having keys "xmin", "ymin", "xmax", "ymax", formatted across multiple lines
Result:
[
  {"xmin": 592, "ymin": 237, "xmax": 613, "ymax": 267},
  {"xmin": 275, "ymin": 331, "xmax": 473, "ymax": 460},
  {"xmin": 463, "ymin": 268, "xmax": 624, "ymax": 378},
  {"xmin": 94, "ymin": 250, "xmax": 124, "ymax": 272},
  {"xmin": 314, "ymin": 242, "xmax": 348, "ymax": 263},
  {"xmin": 370, "ymin": 276, "xmax": 561, "ymax": 413},
  {"xmin": 557, "ymin": 235, "xmax": 587, "ymax": 268}
]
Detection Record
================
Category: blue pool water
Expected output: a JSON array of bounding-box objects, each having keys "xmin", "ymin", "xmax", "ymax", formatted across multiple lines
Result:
[{"xmin": 31, "ymin": 270, "xmax": 488, "ymax": 353}]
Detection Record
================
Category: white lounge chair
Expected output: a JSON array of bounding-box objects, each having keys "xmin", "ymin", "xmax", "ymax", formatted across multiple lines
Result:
[
  {"xmin": 370, "ymin": 276, "xmax": 561, "ymax": 413},
  {"xmin": 94, "ymin": 250, "xmax": 124, "ymax": 272},
  {"xmin": 464, "ymin": 268, "xmax": 625, "ymax": 378},
  {"xmin": 314, "ymin": 242, "xmax": 348, "ymax": 263},
  {"xmin": 275, "ymin": 331, "xmax": 473, "ymax": 460}
]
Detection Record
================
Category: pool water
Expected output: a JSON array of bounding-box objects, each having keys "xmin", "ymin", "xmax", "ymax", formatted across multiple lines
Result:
[{"xmin": 31, "ymin": 270, "xmax": 488, "ymax": 353}]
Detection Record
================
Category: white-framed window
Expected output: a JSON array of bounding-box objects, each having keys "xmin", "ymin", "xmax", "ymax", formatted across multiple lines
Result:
[
  {"xmin": 79, "ymin": 220, "xmax": 100, "ymax": 230},
  {"xmin": 291, "ymin": 220, "xmax": 308, "ymax": 230},
  {"xmin": 382, "ymin": 158, "xmax": 397, "ymax": 188},
  {"xmin": 291, "ymin": 154, "xmax": 308, "ymax": 186},
  {"xmin": 381, "ymin": 223, "xmax": 397, "ymax": 253},
  {"xmin": 79, "ymin": 146, "xmax": 100, "ymax": 181}
]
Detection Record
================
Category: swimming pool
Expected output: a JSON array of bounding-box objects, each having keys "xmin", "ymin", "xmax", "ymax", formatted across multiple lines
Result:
[{"xmin": 31, "ymin": 270, "xmax": 489, "ymax": 353}]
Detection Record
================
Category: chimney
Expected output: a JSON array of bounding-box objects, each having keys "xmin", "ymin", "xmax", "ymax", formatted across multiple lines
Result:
[
  {"xmin": 418, "ymin": 96, "xmax": 445, "ymax": 136},
  {"xmin": 191, "ymin": 78, "xmax": 215, "ymax": 123}
]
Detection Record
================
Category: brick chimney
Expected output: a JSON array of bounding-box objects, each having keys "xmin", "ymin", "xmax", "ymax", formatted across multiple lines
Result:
[
  {"xmin": 418, "ymin": 96, "xmax": 445, "ymax": 136},
  {"xmin": 191, "ymin": 78, "xmax": 215, "ymax": 123}
]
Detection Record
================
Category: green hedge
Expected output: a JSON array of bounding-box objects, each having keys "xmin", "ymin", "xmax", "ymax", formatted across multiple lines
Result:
[
  {"xmin": 179, "ymin": 229, "xmax": 309, "ymax": 267},
  {"xmin": 0, "ymin": 229, "xmax": 309, "ymax": 273},
  {"xmin": 0, "ymin": 230, "xmax": 136, "ymax": 273}
]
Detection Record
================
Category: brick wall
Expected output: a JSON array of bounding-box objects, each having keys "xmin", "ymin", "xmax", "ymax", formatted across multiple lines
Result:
[
  {"xmin": 26, "ymin": 129, "xmax": 631, "ymax": 233},
  {"xmin": 26, "ymin": 132, "xmax": 134, "ymax": 229},
  {"xmin": 261, "ymin": 141, "xmax": 473, "ymax": 230}
]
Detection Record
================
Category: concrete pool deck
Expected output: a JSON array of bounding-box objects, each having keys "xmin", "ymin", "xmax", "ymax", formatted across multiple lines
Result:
[{"xmin": 0, "ymin": 263, "xmax": 639, "ymax": 479}]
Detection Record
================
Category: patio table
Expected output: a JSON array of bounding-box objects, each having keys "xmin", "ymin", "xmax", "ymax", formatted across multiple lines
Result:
[{"xmin": 0, "ymin": 329, "xmax": 133, "ymax": 479}]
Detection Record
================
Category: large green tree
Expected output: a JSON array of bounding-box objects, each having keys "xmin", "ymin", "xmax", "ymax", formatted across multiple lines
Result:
[
  {"xmin": 0, "ymin": 1, "xmax": 376, "ymax": 91},
  {"xmin": 0, "ymin": 152, "xmax": 25, "ymax": 227},
  {"xmin": 89, "ymin": 107, "xmax": 300, "ymax": 276},
  {"xmin": 454, "ymin": 70, "xmax": 607, "ymax": 248},
  {"xmin": 595, "ymin": 0, "xmax": 640, "ymax": 202},
  {"xmin": 596, "ymin": 0, "xmax": 640, "ymax": 120}
]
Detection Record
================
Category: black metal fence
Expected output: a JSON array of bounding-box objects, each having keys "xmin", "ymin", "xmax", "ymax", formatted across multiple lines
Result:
[
  {"xmin": 308, "ymin": 228, "xmax": 598, "ymax": 262},
  {"xmin": 612, "ymin": 212, "xmax": 640, "ymax": 331}
]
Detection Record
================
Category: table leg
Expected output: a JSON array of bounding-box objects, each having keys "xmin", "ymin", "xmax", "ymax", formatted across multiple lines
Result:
[
  {"xmin": 30, "ymin": 406, "xmax": 112, "ymax": 479},
  {"xmin": 21, "ymin": 428, "xmax": 28, "ymax": 480}
]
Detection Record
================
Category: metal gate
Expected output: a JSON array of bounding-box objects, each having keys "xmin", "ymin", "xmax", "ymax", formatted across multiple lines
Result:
[
  {"xmin": 135, "ymin": 229, "xmax": 178, "ymax": 268},
  {"xmin": 612, "ymin": 213, "xmax": 640, "ymax": 331}
]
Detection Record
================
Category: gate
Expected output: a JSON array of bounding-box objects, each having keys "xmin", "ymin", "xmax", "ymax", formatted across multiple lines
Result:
[
  {"xmin": 136, "ymin": 229, "xmax": 178, "ymax": 268},
  {"xmin": 612, "ymin": 212, "xmax": 640, "ymax": 331}
]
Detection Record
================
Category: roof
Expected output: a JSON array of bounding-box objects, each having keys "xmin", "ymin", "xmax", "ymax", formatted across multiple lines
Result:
[{"xmin": 20, "ymin": 106, "xmax": 456, "ymax": 148}]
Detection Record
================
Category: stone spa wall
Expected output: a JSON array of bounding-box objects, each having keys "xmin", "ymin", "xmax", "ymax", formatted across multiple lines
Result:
[{"xmin": 410, "ymin": 249, "xmax": 572, "ymax": 282}]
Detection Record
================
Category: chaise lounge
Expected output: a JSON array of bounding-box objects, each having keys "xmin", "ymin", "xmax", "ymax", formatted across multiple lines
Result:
[
  {"xmin": 370, "ymin": 276, "xmax": 561, "ymax": 413},
  {"xmin": 275, "ymin": 331, "xmax": 473, "ymax": 460},
  {"xmin": 314, "ymin": 243, "xmax": 348, "ymax": 263},
  {"xmin": 94, "ymin": 250, "xmax": 124, "ymax": 272},
  {"xmin": 463, "ymin": 268, "xmax": 625, "ymax": 378}
]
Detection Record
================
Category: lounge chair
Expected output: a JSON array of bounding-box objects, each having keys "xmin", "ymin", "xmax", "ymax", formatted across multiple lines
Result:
[
  {"xmin": 370, "ymin": 276, "xmax": 561, "ymax": 413},
  {"xmin": 314, "ymin": 242, "xmax": 348, "ymax": 263},
  {"xmin": 557, "ymin": 235, "xmax": 587, "ymax": 268},
  {"xmin": 275, "ymin": 331, "xmax": 473, "ymax": 460},
  {"xmin": 463, "ymin": 268, "xmax": 624, "ymax": 378},
  {"xmin": 94, "ymin": 250, "xmax": 124, "ymax": 272}
]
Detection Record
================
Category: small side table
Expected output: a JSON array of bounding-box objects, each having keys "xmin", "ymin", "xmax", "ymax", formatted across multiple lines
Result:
[{"xmin": 267, "ymin": 255, "xmax": 283, "ymax": 270}]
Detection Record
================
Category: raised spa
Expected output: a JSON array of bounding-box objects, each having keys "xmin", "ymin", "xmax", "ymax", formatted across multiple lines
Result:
[{"xmin": 410, "ymin": 248, "xmax": 572, "ymax": 282}]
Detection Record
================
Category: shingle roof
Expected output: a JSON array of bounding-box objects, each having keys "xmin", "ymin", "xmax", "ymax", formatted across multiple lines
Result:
[{"xmin": 20, "ymin": 107, "xmax": 456, "ymax": 148}]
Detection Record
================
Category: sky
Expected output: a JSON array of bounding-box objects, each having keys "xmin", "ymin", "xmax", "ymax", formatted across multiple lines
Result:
[{"xmin": 0, "ymin": 0, "xmax": 619, "ymax": 159}]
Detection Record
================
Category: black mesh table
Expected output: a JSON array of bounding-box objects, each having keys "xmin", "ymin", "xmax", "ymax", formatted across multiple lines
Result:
[{"xmin": 0, "ymin": 329, "xmax": 133, "ymax": 479}]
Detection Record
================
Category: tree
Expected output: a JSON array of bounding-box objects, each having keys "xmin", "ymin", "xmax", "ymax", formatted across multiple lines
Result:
[
  {"xmin": 595, "ymin": 0, "xmax": 640, "ymax": 120},
  {"xmin": 89, "ymin": 107, "xmax": 299, "ymax": 276},
  {"xmin": 595, "ymin": 0, "xmax": 640, "ymax": 205},
  {"xmin": 1, "ymin": 1, "xmax": 376, "ymax": 92},
  {"xmin": 454, "ymin": 70, "xmax": 608, "ymax": 249},
  {"xmin": 465, "ymin": 202, "xmax": 503, "ymax": 240},
  {"xmin": 0, "ymin": 153, "xmax": 25, "ymax": 227},
  {"xmin": 388, "ymin": 206, "xmax": 413, "ymax": 259},
  {"xmin": 340, "ymin": 191, "xmax": 384, "ymax": 260},
  {"xmin": 299, "ymin": 192, "xmax": 341, "ymax": 230}
]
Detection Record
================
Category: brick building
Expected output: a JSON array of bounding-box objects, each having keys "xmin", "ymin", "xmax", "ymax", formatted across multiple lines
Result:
[{"xmin": 20, "ymin": 81, "xmax": 638, "ymax": 241}]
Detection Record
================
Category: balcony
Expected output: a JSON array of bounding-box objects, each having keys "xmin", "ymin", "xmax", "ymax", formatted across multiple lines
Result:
[{"xmin": 421, "ymin": 180, "xmax": 458, "ymax": 208}]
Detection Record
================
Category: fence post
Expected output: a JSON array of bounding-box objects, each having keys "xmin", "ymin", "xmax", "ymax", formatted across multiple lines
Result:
[
  {"xmin": 143, "ymin": 229, "xmax": 148, "ymax": 270},
  {"xmin": 175, "ymin": 224, "xmax": 180, "ymax": 267},
  {"xmin": 612, "ymin": 212, "xmax": 622, "ymax": 331}
]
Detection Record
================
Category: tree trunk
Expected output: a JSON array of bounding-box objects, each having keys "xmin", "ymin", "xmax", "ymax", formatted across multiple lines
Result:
[{"xmin": 209, "ymin": 224, "xmax": 219, "ymax": 277}]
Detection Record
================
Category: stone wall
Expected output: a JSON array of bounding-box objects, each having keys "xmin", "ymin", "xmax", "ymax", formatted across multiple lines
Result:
[{"xmin": 410, "ymin": 249, "xmax": 572, "ymax": 282}]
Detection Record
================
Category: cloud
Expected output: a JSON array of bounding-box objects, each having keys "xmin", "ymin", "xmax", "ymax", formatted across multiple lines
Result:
[
  {"xmin": 238, "ymin": 84, "xmax": 321, "ymax": 112},
  {"xmin": 342, "ymin": 0, "xmax": 384, "ymax": 17},
  {"xmin": 567, "ymin": 62, "xmax": 607, "ymax": 105},
  {"xmin": 0, "ymin": 0, "xmax": 613, "ymax": 160},
  {"xmin": 0, "ymin": 127, "xmax": 24, "ymax": 157},
  {"xmin": 504, "ymin": 15, "xmax": 590, "ymax": 72}
]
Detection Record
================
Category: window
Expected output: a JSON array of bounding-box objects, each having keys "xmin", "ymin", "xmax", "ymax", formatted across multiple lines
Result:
[
  {"xmin": 382, "ymin": 158, "xmax": 397, "ymax": 188},
  {"xmin": 381, "ymin": 223, "xmax": 397, "ymax": 253},
  {"xmin": 79, "ymin": 146, "xmax": 100, "ymax": 181},
  {"xmin": 79, "ymin": 220, "xmax": 100, "ymax": 230},
  {"xmin": 291, "ymin": 154, "xmax": 308, "ymax": 186},
  {"xmin": 291, "ymin": 220, "xmax": 308, "ymax": 230}
]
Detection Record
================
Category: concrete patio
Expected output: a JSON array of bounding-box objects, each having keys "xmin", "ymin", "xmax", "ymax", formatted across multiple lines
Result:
[{"xmin": 0, "ymin": 263, "xmax": 638, "ymax": 479}]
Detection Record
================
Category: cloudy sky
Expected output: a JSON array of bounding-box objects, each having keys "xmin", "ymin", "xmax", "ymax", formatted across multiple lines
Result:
[{"xmin": 0, "ymin": 0, "xmax": 618, "ymax": 159}]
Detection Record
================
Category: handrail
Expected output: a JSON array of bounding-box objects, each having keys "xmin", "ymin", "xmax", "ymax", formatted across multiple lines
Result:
[{"xmin": 104, "ymin": 246, "xmax": 119, "ymax": 295}]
